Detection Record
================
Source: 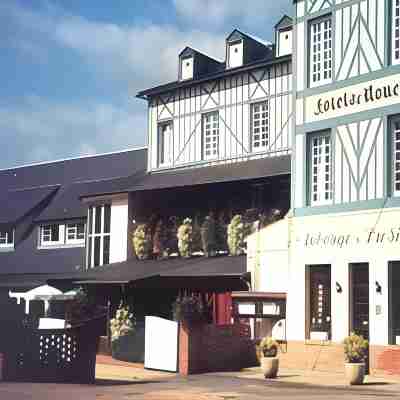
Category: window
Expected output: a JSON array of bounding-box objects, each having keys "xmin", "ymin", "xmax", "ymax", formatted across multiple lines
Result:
[
  {"xmin": 251, "ymin": 101, "xmax": 269, "ymax": 152},
  {"xmin": 39, "ymin": 223, "xmax": 85, "ymax": 247},
  {"xmin": 40, "ymin": 224, "xmax": 64, "ymax": 246},
  {"xmin": 87, "ymin": 204, "xmax": 111, "ymax": 268},
  {"xmin": 392, "ymin": 0, "xmax": 400, "ymax": 65},
  {"xmin": 392, "ymin": 119, "xmax": 400, "ymax": 195},
  {"xmin": 310, "ymin": 133, "xmax": 333, "ymax": 206},
  {"xmin": 66, "ymin": 223, "xmax": 85, "ymax": 244},
  {"xmin": 309, "ymin": 16, "xmax": 332, "ymax": 87},
  {"xmin": 158, "ymin": 121, "xmax": 173, "ymax": 166},
  {"xmin": 0, "ymin": 229, "xmax": 14, "ymax": 248},
  {"xmin": 202, "ymin": 112, "xmax": 219, "ymax": 160}
]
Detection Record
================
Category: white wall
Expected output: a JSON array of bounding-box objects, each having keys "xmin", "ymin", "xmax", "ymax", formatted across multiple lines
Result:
[{"xmin": 109, "ymin": 196, "xmax": 129, "ymax": 264}]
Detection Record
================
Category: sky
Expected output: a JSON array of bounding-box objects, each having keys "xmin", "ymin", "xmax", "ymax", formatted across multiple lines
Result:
[{"xmin": 0, "ymin": 0, "xmax": 292, "ymax": 169}]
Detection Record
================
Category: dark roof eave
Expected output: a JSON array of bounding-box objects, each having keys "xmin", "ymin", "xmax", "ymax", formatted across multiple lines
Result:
[{"xmin": 137, "ymin": 55, "xmax": 292, "ymax": 99}]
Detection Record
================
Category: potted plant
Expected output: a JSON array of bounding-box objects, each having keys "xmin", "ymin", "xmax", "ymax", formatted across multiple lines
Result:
[
  {"xmin": 132, "ymin": 224, "xmax": 152, "ymax": 260},
  {"xmin": 344, "ymin": 332, "xmax": 369, "ymax": 385},
  {"xmin": 259, "ymin": 336, "xmax": 279, "ymax": 378},
  {"xmin": 177, "ymin": 218, "xmax": 193, "ymax": 258},
  {"xmin": 110, "ymin": 304, "xmax": 145, "ymax": 363},
  {"xmin": 172, "ymin": 294, "xmax": 205, "ymax": 324}
]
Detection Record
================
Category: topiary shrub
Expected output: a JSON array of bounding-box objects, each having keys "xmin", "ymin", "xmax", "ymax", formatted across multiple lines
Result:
[
  {"xmin": 227, "ymin": 214, "xmax": 246, "ymax": 256},
  {"xmin": 177, "ymin": 218, "xmax": 193, "ymax": 258},
  {"xmin": 259, "ymin": 336, "xmax": 279, "ymax": 357},
  {"xmin": 201, "ymin": 215, "xmax": 217, "ymax": 257},
  {"xmin": 132, "ymin": 224, "xmax": 152, "ymax": 260},
  {"xmin": 344, "ymin": 332, "xmax": 369, "ymax": 363},
  {"xmin": 153, "ymin": 219, "xmax": 167, "ymax": 259}
]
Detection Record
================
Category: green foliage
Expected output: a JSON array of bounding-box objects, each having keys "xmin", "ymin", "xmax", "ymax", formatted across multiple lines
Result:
[
  {"xmin": 177, "ymin": 218, "xmax": 193, "ymax": 258},
  {"xmin": 132, "ymin": 224, "xmax": 152, "ymax": 260},
  {"xmin": 153, "ymin": 219, "xmax": 167, "ymax": 259},
  {"xmin": 110, "ymin": 304, "xmax": 136, "ymax": 342},
  {"xmin": 259, "ymin": 336, "xmax": 279, "ymax": 357},
  {"xmin": 201, "ymin": 215, "xmax": 217, "ymax": 257},
  {"xmin": 192, "ymin": 216, "xmax": 203, "ymax": 253},
  {"xmin": 227, "ymin": 214, "xmax": 246, "ymax": 256},
  {"xmin": 344, "ymin": 332, "xmax": 369, "ymax": 363},
  {"xmin": 172, "ymin": 295, "xmax": 205, "ymax": 323}
]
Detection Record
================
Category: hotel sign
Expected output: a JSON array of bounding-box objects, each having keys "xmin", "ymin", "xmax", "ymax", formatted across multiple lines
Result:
[{"xmin": 306, "ymin": 73, "xmax": 400, "ymax": 123}]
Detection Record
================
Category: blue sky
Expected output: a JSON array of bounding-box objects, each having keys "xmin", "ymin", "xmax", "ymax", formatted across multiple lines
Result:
[{"xmin": 0, "ymin": 0, "xmax": 291, "ymax": 169}]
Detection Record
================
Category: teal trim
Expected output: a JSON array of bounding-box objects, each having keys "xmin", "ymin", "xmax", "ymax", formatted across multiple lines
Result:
[
  {"xmin": 297, "ymin": 64, "xmax": 400, "ymax": 99},
  {"xmin": 294, "ymin": 198, "xmax": 387, "ymax": 216},
  {"xmin": 295, "ymin": 104, "xmax": 400, "ymax": 135}
]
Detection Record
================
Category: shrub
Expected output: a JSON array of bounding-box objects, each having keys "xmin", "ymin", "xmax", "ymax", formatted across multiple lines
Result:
[
  {"xmin": 177, "ymin": 218, "xmax": 193, "ymax": 258},
  {"xmin": 172, "ymin": 295, "xmax": 205, "ymax": 323},
  {"xmin": 227, "ymin": 214, "xmax": 246, "ymax": 256},
  {"xmin": 110, "ymin": 304, "xmax": 135, "ymax": 342},
  {"xmin": 201, "ymin": 215, "xmax": 217, "ymax": 257},
  {"xmin": 344, "ymin": 332, "xmax": 369, "ymax": 363},
  {"xmin": 259, "ymin": 336, "xmax": 279, "ymax": 358},
  {"xmin": 133, "ymin": 224, "xmax": 152, "ymax": 260}
]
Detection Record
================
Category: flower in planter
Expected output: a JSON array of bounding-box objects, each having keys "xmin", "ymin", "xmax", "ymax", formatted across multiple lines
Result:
[
  {"xmin": 177, "ymin": 218, "xmax": 193, "ymax": 258},
  {"xmin": 132, "ymin": 224, "xmax": 152, "ymax": 260},
  {"xmin": 259, "ymin": 336, "xmax": 279, "ymax": 358},
  {"xmin": 227, "ymin": 214, "xmax": 246, "ymax": 256},
  {"xmin": 110, "ymin": 304, "xmax": 135, "ymax": 342},
  {"xmin": 344, "ymin": 332, "xmax": 369, "ymax": 363},
  {"xmin": 172, "ymin": 294, "xmax": 205, "ymax": 323}
]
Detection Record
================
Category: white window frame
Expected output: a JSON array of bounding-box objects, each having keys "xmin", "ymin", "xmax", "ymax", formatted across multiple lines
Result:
[
  {"xmin": 202, "ymin": 111, "xmax": 219, "ymax": 160},
  {"xmin": 310, "ymin": 132, "xmax": 333, "ymax": 206},
  {"xmin": 0, "ymin": 229, "xmax": 14, "ymax": 248},
  {"xmin": 392, "ymin": 0, "xmax": 400, "ymax": 65},
  {"xmin": 66, "ymin": 223, "xmax": 85, "ymax": 245},
  {"xmin": 86, "ymin": 205, "xmax": 111, "ymax": 269},
  {"xmin": 158, "ymin": 121, "xmax": 173, "ymax": 167},
  {"xmin": 250, "ymin": 100, "xmax": 269, "ymax": 152},
  {"xmin": 40, "ymin": 224, "xmax": 65, "ymax": 247},
  {"xmin": 309, "ymin": 16, "xmax": 332, "ymax": 88},
  {"xmin": 392, "ymin": 118, "xmax": 400, "ymax": 196}
]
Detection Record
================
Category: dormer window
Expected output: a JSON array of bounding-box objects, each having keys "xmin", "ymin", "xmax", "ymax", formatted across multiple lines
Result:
[
  {"xmin": 277, "ymin": 29, "xmax": 292, "ymax": 57},
  {"xmin": 181, "ymin": 56, "xmax": 194, "ymax": 80},
  {"xmin": 227, "ymin": 40, "xmax": 243, "ymax": 68}
]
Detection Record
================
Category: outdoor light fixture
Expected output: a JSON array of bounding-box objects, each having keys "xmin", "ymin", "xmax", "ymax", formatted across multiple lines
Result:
[
  {"xmin": 335, "ymin": 282, "xmax": 342, "ymax": 293},
  {"xmin": 375, "ymin": 281, "xmax": 382, "ymax": 294}
]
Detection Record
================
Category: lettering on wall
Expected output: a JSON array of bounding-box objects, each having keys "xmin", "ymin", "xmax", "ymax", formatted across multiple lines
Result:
[
  {"xmin": 305, "ymin": 73, "xmax": 400, "ymax": 123},
  {"xmin": 299, "ymin": 227, "xmax": 400, "ymax": 249}
]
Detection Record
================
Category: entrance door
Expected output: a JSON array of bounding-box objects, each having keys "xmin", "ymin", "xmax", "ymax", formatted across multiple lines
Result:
[
  {"xmin": 389, "ymin": 262, "xmax": 400, "ymax": 345},
  {"xmin": 308, "ymin": 265, "xmax": 331, "ymax": 340},
  {"xmin": 350, "ymin": 263, "xmax": 369, "ymax": 339}
]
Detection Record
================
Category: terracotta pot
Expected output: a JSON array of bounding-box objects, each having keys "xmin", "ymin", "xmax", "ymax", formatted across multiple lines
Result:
[
  {"xmin": 261, "ymin": 356, "xmax": 279, "ymax": 378},
  {"xmin": 344, "ymin": 363, "xmax": 365, "ymax": 385}
]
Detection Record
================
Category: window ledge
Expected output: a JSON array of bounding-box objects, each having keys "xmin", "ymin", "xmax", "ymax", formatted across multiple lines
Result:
[
  {"xmin": 0, "ymin": 247, "xmax": 14, "ymax": 253},
  {"xmin": 38, "ymin": 243, "xmax": 85, "ymax": 250}
]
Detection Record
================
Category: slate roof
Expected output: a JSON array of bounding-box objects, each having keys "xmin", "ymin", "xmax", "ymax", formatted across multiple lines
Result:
[
  {"xmin": 49, "ymin": 255, "xmax": 246, "ymax": 285},
  {"xmin": 79, "ymin": 155, "xmax": 291, "ymax": 198},
  {"xmin": 0, "ymin": 185, "xmax": 59, "ymax": 225}
]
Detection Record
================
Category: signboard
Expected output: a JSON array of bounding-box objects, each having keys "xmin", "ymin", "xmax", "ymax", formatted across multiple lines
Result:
[{"xmin": 306, "ymin": 73, "xmax": 400, "ymax": 123}]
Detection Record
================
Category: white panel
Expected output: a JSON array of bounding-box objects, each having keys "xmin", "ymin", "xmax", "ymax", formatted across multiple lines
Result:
[
  {"xmin": 109, "ymin": 197, "xmax": 128, "ymax": 264},
  {"xmin": 295, "ymin": 135, "xmax": 305, "ymax": 208},
  {"xmin": 238, "ymin": 303, "xmax": 256, "ymax": 315},
  {"xmin": 296, "ymin": 23, "xmax": 305, "ymax": 92},
  {"xmin": 278, "ymin": 29, "xmax": 292, "ymax": 57},
  {"xmin": 181, "ymin": 57, "xmax": 193, "ymax": 80},
  {"xmin": 144, "ymin": 316, "xmax": 178, "ymax": 372},
  {"xmin": 228, "ymin": 41, "xmax": 243, "ymax": 68}
]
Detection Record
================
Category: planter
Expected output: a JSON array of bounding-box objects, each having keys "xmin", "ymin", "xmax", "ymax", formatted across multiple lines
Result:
[
  {"xmin": 261, "ymin": 356, "xmax": 279, "ymax": 378},
  {"xmin": 111, "ymin": 323, "xmax": 145, "ymax": 363},
  {"xmin": 344, "ymin": 362, "xmax": 365, "ymax": 385}
]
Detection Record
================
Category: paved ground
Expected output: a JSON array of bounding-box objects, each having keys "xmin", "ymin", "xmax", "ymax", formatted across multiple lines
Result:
[{"xmin": 2, "ymin": 358, "xmax": 400, "ymax": 400}]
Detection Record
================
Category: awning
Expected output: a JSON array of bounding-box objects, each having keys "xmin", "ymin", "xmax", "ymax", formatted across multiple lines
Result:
[
  {"xmin": 127, "ymin": 156, "xmax": 290, "ymax": 192},
  {"xmin": 49, "ymin": 255, "xmax": 247, "ymax": 286},
  {"xmin": 0, "ymin": 185, "xmax": 59, "ymax": 225}
]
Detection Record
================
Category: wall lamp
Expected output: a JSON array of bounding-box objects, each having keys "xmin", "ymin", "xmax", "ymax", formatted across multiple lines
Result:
[
  {"xmin": 375, "ymin": 281, "xmax": 382, "ymax": 294},
  {"xmin": 335, "ymin": 282, "xmax": 342, "ymax": 293}
]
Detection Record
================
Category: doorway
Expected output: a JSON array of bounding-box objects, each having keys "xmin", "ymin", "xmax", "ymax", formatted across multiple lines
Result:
[
  {"xmin": 389, "ymin": 262, "xmax": 400, "ymax": 345},
  {"xmin": 349, "ymin": 263, "xmax": 369, "ymax": 339},
  {"xmin": 306, "ymin": 265, "xmax": 331, "ymax": 340}
]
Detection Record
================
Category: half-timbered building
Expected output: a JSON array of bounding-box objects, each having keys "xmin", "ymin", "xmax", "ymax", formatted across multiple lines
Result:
[{"xmin": 248, "ymin": 0, "xmax": 400, "ymax": 374}]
